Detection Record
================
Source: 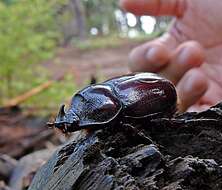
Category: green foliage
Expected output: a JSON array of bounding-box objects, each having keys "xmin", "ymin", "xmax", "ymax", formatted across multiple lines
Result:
[
  {"xmin": 74, "ymin": 33, "xmax": 160, "ymax": 51},
  {"xmin": 0, "ymin": 0, "xmax": 62, "ymax": 104},
  {"xmin": 83, "ymin": 0, "xmax": 118, "ymax": 34},
  {"xmin": 0, "ymin": 0, "xmax": 15, "ymax": 5},
  {"xmin": 25, "ymin": 74, "xmax": 78, "ymax": 115},
  {"xmin": 74, "ymin": 35, "xmax": 123, "ymax": 50}
]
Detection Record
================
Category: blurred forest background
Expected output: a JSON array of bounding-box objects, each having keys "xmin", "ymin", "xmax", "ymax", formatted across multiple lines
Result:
[{"xmin": 0, "ymin": 0, "xmax": 171, "ymax": 115}]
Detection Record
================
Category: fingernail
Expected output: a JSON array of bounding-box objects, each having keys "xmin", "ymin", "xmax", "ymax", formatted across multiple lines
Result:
[
  {"xmin": 183, "ymin": 73, "xmax": 207, "ymax": 96},
  {"xmin": 145, "ymin": 47, "xmax": 158, "ymax": 61},
  {"xmin": 145, "ymin": 47, "xmax": 167, "ymax": 68},
  {"xmin": 183, "ymin": 75, "xmax": 194, "ymax": 92},
  {"xmin": 178, "ymin": 47, "xmax": 189, "ymax": 65},
  {"xmin": 179, "ymin": 46, "xmax": 204, "ymax": 67}
]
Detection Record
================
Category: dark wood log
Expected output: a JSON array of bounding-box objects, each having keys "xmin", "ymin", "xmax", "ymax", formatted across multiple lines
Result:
[
  {"xmin": 0, "ymin": 155, "xmax": 17, "ymax": 181},
  {"xmin": 9, "ymin": 148, "xmax": 56, "ymax": 190},
  {"xmin": 0, "ymin": 181, "xmax": 12, "ymax": 190},
  {"xmin": 0, "ymin": 127, "xmax": 54, "ymax": 158},
  {"xmin": 29, "ymin": 103, "xmax": 222, "ymax": 190}
]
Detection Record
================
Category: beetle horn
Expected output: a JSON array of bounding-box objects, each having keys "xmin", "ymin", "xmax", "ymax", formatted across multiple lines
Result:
[{"xmin": 58, "ymin": 104, "xmax": 66, "ymax": 118}]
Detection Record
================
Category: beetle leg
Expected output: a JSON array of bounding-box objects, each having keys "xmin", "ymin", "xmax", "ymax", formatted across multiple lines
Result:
[
  {"xmin": 64, "ymin": 123, "xmax": 68, "ymax": 133},
  {"xmin": 121, "ymin": 123, "xmax": 154, "ymax": 145}
]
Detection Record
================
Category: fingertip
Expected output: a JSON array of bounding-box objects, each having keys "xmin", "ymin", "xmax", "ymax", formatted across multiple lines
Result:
[
  {"xmin": 119, "ymin": 0, "xmax": 127, "ymax": 8},
  {"xmin": 179, "ymin": 41, "xmax": 205, "ymax": 67},
  {"xmin": 119, "ymin": 0, "xmax": 136, "ymax": 13},
  {"xmin": 145, "ymin": 44, "xmax": 171, "ymax": 66},
  {"xmin": 177, "ymin": 68, "xmax": 208, "ymax": 112},
  {"xmin": 119, "ymin": 0, "xmax": 187, "ymax": 16},
  {"xmin": 187, "ymin": 104, "xmax": 210, "ymax": 112},
  {"xmin": 129, "ymin": 42, "xmax": 170, "ymax": 72},
  {"xmin": 119, "ymin": 0, "xmax": 158, "ymax": 15},
  {"xmin": 161, "ymin": 41, "xmax": 205, "ymax": 84}
]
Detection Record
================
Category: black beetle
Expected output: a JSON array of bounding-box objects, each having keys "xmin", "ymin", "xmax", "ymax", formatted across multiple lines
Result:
[{"xmin": 48, "ymin": 73, "xmax": 177, "ymax": 133}]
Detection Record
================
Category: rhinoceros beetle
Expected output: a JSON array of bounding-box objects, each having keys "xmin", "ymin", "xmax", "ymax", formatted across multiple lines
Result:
[{"xmin": 48, "ymin": 73, "xmax": 177, "ymax": 133}]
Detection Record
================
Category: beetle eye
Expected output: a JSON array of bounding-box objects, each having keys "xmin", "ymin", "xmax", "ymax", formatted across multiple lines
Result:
[{"xmin": 54, "ymin": 123, "xmax": 64, "ymax": 130}]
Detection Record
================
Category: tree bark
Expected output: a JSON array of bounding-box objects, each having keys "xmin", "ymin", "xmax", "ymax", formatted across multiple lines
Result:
[
  {"xmin": 70, "ymin": 0, "xmax": 86, "ymax": 40},
  {"xmin": 29, "ymin": 103, "xmax": 222, "ymax": 190}
]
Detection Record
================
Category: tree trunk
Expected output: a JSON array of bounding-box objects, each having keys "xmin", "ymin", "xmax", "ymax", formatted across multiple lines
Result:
[{"xmin": 70, "ymin": 0, "xmax": 86, "ymax": 40}]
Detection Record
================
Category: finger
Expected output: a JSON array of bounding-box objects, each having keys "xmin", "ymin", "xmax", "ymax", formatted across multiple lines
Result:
[
  {"xmin": 187, "ymin": 104, "xmax": 210, "ymax": 112},
  {"xmin": 129, "ymin": 41, "xmax": 170, "ymax": 72},
  {"xmin": 197, "ymin": 78, "xmax": 222, "ymax": 105},
  {"xmin": 120, "ymin": 0, "xmax": 187, "ymax": 17},
  {"xmin": 129, "ymin": 33, "xmax": 179, "ymax": 72},
  {"xmin": 159, "ymin": 41, "xmax": 205, "ymax": 84},
  {"xmin": 187, "ymin": 80, "xmax": 222, "ymax": 112},
  {"xmin": 176, "ymin": 68, "xmax": 208, "ymax": 112}
]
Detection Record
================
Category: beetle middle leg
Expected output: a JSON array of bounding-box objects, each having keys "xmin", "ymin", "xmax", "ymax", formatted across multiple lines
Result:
[{"xmin": 120, "ymin": 123, "xmax": 154, "ymax": 145}]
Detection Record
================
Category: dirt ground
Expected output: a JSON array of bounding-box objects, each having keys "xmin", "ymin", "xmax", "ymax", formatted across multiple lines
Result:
[{"xmin": 44, "ymin": 41, "xmax": 141, "ymax": 87}]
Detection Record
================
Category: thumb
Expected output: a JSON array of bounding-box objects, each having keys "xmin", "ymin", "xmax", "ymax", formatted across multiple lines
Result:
[{"xmin": 120, "ymin": 0, "xmax": 186, "ymax": 17}]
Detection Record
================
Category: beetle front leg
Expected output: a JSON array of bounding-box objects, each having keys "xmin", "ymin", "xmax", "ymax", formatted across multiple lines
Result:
[{"xmin": 121, "ymin": 123, "xmax": 154, "ymax": 145}]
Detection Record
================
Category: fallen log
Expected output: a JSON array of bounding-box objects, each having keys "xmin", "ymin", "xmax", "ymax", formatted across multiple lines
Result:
[
  {"xmin": 3, "ymin": 81, "xmax": 53, "ymax": 108},
  {"xmin": 0, "ymin": 155, "xmax": 17, "ymax": 181},
  {"xmin": 9, "ymin": 148, "xmax": 56, "ymax": 190},
  {"xmin": 3, "ymin": 74, "xmax": 64, "ymax": 108},
  {"xmin": 0, "ymin": 181, "xmax": 12, "ymax": 190},
  {"xmin": 29, "ymin": 102, "xmax": 222, "ymax": 190}
]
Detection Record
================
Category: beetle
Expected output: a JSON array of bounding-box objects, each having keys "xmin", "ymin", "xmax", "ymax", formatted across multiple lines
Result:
[{"xmin": 48, "ymin": 73, "xmax": 177, "ymax": 133}]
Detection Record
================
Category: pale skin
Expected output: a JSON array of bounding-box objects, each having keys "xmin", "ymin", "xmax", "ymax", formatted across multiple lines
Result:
[{"xmin": 120, "ymin": 0, "xmax": 222, "ymax": 112}]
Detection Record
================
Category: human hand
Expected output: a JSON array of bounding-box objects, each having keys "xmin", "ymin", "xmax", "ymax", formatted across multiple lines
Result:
[{"xmin": 120, "ymin": 0, "xmax": 222, "ymax": 112}]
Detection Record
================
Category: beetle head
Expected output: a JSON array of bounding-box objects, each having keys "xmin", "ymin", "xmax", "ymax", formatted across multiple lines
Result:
[{"xmin": 48, "ymin": 104, "xmax": 80, "ymax": 133}]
